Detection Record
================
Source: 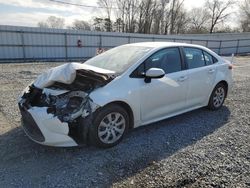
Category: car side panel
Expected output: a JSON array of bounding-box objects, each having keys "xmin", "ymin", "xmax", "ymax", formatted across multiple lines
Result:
[
  {"xmin": 89, "ymin": 76, "xmax": 142, "ymax": 128},
  {"xmin": 211, "ymin": 61, "xmax": 233, "ymax": 96},
  {"xmin": 139, "ymin": 71, "xmax": 188, "ymax": 124},
  {"xmin": 185, "ymin": 65, "xmax": 217, "ymax": 108},
  {"xmin": 199, "ymin": 59, "xmax": 232, "ymax": 107}
]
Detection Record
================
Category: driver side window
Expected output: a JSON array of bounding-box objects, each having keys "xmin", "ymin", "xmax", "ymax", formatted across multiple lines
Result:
[
  {"xmin": 145, "ymin": 48, "xmax": 182, "ymax": 74},
  {"xmin": 131, "ymin": 47, "xmax": 182, "ymax": 78}
]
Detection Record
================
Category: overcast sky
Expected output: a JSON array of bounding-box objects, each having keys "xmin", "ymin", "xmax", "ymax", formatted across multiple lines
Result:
[{"xmin": 0, "ymin": 0, "xmax": 240, "ymax": 28}]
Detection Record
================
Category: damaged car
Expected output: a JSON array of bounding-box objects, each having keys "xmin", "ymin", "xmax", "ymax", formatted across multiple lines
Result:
[{"xmin": 18, "ymin": 42, "xmax": 233, "ymax": 148}]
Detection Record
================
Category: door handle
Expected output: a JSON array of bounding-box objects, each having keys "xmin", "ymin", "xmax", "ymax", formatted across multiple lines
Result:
[
  {"xmin": 208, "ymin": 69, "xmax": 215, "ymax": 74},
  {"xmin": 178, "ymin": 76, "xmax": 188, "ymax": 82}
]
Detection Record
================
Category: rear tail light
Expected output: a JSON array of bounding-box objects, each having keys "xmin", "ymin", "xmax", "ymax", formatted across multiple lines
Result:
[{"xmin": 228, "ymin": 64, "xmax": 233, "ymax": 70}]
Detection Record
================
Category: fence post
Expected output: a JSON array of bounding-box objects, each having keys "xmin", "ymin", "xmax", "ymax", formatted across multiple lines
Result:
[
  {"xmin": 20, "ymin": 30, "xmax": 26, "ymax": 62},
  {"xmin": 128, "ymin": 36, "xmax": 131, "ymax": 43},
  {"xmin": 236, "ymin": 39, "xmax": 240, "ymax": 56},
  {"xmin": 205, "ymin": 40, "xmax": 208, "ymax": 47},
  {"xmin": 99, "ymin": 34, "xmax": 102, "ymax": 48},
  {"xmin": 64, "ymin": 32, "xmax": 68, "ymax": 61},
  {"xmin": 218, "ymin": 40, "xmax": 222, "ymax": 55}
]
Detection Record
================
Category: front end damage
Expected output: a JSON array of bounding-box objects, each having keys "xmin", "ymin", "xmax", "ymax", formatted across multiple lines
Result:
[{"xmin": 18, "ymin": 63, "xmax": 115, "ymax": 146}]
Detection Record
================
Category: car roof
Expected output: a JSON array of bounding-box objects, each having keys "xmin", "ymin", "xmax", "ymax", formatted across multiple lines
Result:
[
  {"xmin": 123, "ymin": 42, "xmax": 220, "ymax": 58},
  {"xmin": 123, "ymin": 42, "xmax": 204, "ymax": 49}
]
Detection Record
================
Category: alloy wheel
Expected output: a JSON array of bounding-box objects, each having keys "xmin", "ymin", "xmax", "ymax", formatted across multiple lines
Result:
[
  {"xmin": 98, "ymin": 112, "xmax": 126, "ymax": 144},
  {"xmin": 213, "ymin": 86, "xmax": 225, "ymax": 108}
]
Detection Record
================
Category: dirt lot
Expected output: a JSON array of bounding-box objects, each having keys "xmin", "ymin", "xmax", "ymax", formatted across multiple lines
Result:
[{"xmin": 0, "ymin": 57, "xmax": 249, "ymax": 187}]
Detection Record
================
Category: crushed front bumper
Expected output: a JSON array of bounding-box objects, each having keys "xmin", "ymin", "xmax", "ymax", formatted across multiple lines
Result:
[{"xmin": 19, "ymin": 104, "xmax": 78, "ymax": 147}]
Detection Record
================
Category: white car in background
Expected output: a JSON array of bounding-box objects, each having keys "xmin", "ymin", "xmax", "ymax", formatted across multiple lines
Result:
[{"xmin": 18, "ymin": 42, "xmax": 233, "ymax": 148}]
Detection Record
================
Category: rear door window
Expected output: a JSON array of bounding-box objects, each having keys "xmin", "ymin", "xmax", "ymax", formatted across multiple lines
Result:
[
  {"xmin": 184, "ymin": 48, "xmax": 206, "ymax": 69},
  {"xmin": 203, "ymin": 51, "xmax": 214, "ymax": 65}
]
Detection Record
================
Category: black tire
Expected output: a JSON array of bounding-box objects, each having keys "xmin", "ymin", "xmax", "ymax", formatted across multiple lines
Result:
[
  {"xmin": 207, "ymin": 83, "xmax": 227, "ymax": 110},
  {"xmin": 89, "ymin": 104, "xmax": 129, "ymax": 148}
]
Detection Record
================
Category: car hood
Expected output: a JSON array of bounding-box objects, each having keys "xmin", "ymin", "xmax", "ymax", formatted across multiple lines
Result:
[{"xmin": 33, "ymin": 63, "xmax": 115, "ymax": 90}]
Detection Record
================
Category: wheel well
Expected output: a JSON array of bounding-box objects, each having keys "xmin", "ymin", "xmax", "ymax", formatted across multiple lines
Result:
[
  {"xmin": 106, "ymin": 101, "xmax": 134, "ymax": 129},
  {"xmin": 217, "ymin": 80, "xmax": 228, "ymax": 97}
]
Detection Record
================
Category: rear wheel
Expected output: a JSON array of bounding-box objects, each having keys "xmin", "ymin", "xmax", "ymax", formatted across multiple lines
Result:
[
  {"xmin": 89, "ymin": 104, "xmax": 129, "ymax": 148},
  {"xmin": 207, "ymin": 83, "xmax": 227, "ymax": 110}
]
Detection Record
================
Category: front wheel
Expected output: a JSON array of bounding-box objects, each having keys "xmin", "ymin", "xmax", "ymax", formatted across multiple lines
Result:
[
  {"xmin": 89, "ymin": 104, "xmax": 129, "ymax": 148},
  {"xmin": 207, "ymin": 83, "xmax": 227, "ymax": 110}
]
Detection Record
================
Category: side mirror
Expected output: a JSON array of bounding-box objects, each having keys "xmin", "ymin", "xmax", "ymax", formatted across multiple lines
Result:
[{"xmin": 144, "ymin": 68, "xmax": 165, "ymax": 83}]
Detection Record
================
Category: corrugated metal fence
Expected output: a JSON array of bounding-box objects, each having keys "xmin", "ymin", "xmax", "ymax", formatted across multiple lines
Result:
[{"xmin": 0, "ymin": 25, "xmax": 250, "ymax": 63}]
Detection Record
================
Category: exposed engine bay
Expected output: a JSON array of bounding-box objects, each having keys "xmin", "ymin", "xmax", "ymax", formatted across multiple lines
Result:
[
  {"xmin": 18, "ymin": 63, "xmax": 115, "ymax": 146},
  {"xmin": 20, "ymin": 87, "xmax": 90, "ymax": 123},
  {"xmin": 20, "ymin": 68, "xmax": 114, "ymax": 123}
]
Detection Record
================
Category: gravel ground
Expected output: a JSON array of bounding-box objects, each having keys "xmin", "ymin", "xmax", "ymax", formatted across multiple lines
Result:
[{"xmin": 0, "ymin": 57, "xmax": 249, "ymax": 187}]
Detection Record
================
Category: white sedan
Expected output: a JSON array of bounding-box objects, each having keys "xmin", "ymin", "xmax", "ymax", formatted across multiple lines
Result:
[{"xmin": 18, "ymin": 42, "xmax": 233, "ymax": 148}]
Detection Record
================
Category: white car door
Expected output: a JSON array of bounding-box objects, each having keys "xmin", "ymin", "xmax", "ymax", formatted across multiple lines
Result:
[
  {"xmin": 183, "ymin": 47, "xmax": 217, "ymax": 108},
  {"xmin": 134, "ymin": 47, "xmax": 189, "ymax": 124}
]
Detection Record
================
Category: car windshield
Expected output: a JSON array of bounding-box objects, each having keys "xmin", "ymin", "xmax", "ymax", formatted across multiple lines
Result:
[{"xmin": 84, "ymin": 45, "xmax": 152, "ymax": 73}]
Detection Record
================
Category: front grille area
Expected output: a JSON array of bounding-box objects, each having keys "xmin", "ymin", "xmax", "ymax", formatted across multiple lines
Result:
[{"xmin": 19, "ymin": 105, "xmax": 45, "ymax": 142}]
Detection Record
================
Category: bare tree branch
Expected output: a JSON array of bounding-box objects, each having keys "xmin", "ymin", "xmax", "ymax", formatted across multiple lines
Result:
[{"xmin": 205, "ymin": 0, "xmax": 235, "ymax": 33}]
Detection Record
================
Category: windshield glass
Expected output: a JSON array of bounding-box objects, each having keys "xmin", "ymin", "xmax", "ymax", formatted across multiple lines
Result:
[{"xmin": 84, "ymin": 46, "xmax": 152, "ymax": 73}]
